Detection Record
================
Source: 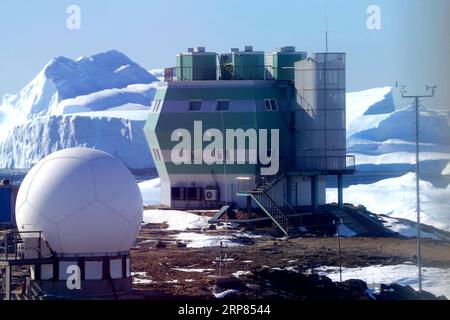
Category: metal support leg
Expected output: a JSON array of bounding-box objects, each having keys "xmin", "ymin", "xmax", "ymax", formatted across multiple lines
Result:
[
  {"xmin": 337, "ymin": 175, "xmax": 344, "ymax": 209},
  {"xmin": 246, "ymin": 196, "xmax": 252, "ymax": 214},
  {"xmin": 5, "ymin": 266, "xmax": 11, "ymax": 301},
  {"xmin": 286, "ymin": 175, "xmax": 292, "ymax": 206},
  {"xmin": 311, "ymin": 176, "xmax": 319, "ymax": 212}
]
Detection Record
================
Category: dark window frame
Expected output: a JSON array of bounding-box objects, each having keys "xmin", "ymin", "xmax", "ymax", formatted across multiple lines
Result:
[
  {"xmin": 264, "ymin": 99, "xmax": 278, "ymax": 111},
  {"xmin": 215, "ymin": 99, "xmax": 231, "ymax": 112},
  {"xmin": 188, "ymin": 100, "xmax": 203, "ymax": 112}
]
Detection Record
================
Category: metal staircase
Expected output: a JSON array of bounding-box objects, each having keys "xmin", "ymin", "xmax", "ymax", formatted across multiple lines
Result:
[{"xmin": 238, "ymin": 172, "xmax": 304, "ymax": 237}]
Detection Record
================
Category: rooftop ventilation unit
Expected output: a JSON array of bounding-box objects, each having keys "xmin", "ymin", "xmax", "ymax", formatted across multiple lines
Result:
[
  {"xmin": 231, "ymin": 46, "xmax": 264, "ymax": 80},
  {"xmin": 269, "ymin": 47, "xmax": 307, "ymax": 80},
  {"xmin": 177, "ymin": 48, "xmax": 217, "ymax": 81},
  {"xmin": 279, "ymin": 46, "xmax": 296, "ymax": 53}
]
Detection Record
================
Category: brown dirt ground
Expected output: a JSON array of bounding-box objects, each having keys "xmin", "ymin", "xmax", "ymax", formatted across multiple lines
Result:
[{"xmin": 130, "ymin": 226, "xmax": 450, "ymax": 299}]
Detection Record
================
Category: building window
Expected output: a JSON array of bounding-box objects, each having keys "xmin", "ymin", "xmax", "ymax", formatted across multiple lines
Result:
[
  {"xmin": 189, "ymin": 100, "xmax": 202, "ymax": 111},
  {"xmin": 216, "ymin": 100, "xmax": 230, "ymax": 111},
  {"xmin": 157, "ymin": 100, "xmax": 163, "ymax": 112},
  {"xmin": 157, "ymin": 149, "xmax": 162, "ymax": 161},
  {"xmin": 152, "ymin": 99, "xmax": 162, "ymax": 113},
  {"xmin": 152, "ymin": 149, "xmax": 162, "ymax": 162},
  {"xmin": 265, "ymin": 99, "xmax": 278, "ymax": 111}
]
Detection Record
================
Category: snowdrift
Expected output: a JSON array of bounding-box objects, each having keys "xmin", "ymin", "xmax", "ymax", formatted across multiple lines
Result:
[{"xmin": 142, "ymin": 209, "xmax": 210, "ymax": 231}]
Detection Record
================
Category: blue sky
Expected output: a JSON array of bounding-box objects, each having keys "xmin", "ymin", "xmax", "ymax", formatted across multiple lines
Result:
[{"xmin": 0, "ymin": 0, "xmax": 448, "ymax": 109}]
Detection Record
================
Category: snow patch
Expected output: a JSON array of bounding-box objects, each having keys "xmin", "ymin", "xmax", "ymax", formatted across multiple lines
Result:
[
  {"xmin": 232, "ymin": 271, "xmax": 252, "ymax": 278},
  {"xmin": 337, "ymin": 224, "xmax": 357, "ymax": 237},
  {"xmin": 380, "ymin": 216, "xmax": 446, "ymax": 240},
  {"xmin": 317, "ymin": 264, "xmax": 450, "ymax": 299},
  {"xmin": 54, "ymin": 83, "xmax": 157, "ymax": 115},
  {"xmin": 173, "ymin": 268, "xmax": 215, "ymax": 273},
  {"xmin": 213, "ymin": 289, "xmax": 238, "ymax": 299},
  {"xmin": 132, "ymin": 272, "xmax": 154, "ymax": 285},
  {"xmin": 143, "ymin": 210, "xmax": 210, "ymax": 231},
  {"xmin": 173, "ymin": 232, "xmax": 245, "ymax": 248},
  {"xmin": 114, "ymin": 64, "xmax": 131, "ymax": 73}
]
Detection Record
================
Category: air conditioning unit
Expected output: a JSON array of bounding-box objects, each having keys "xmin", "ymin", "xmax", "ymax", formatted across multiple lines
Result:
[
  {"xmin": 204, "ymin": 187, "xmax": 219, "ymax": 202},
  {"xmin": 171, "ymin": 187, "xmax": 186, "ymax": 200}
]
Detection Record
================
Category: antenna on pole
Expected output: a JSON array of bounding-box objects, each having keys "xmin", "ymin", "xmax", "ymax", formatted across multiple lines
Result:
[
  {"xmin": 325, "ymin": 1, "xmax": 329, "ymax": 53},
  {"xmin": 396, "ymin": 82, "xmax": 437, "ymax": 293}
]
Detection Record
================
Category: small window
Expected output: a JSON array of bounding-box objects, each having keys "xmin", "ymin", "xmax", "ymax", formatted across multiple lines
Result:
[
  {"xmin": 264, "ymin": 99, "xmax": 278, "ymax": 111},
  {"xmin": 216, "ymin": 100, "xmax": 230, "ymax": 111},
  {"xmin": 156, "ymin": 149, "xmax": 162, "ymax": 161},
  {"xmin": 189, "ymin": 100, "xmax": 202, "ymax": 111},
  {"xmin": 152, "ymin": 100, "xmax": 162, "ymax": 113},
  {"xmin": 152, "ymin": 149, "xmax": 162, "ymax": 161},
  {"xmin": 156, "ymin": 100, "xmax": 163, "ymax": 112}
]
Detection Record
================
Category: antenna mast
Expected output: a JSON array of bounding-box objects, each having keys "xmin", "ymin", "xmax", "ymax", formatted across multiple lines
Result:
[
  {"xmin": 325, "ymin": 1, "xmax": 329, "ymax": 53},
  {"xmin": 396, "ymin": 82, "xmax": 437, "ymax": 293}
]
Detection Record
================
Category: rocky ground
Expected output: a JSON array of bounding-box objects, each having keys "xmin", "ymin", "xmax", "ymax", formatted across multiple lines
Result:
[{"xmin": 129, "ymin": 225, "xmax": 450, "ymax": 300}]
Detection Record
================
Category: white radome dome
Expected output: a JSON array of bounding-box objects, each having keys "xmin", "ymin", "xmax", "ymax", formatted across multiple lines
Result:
[{"xmin": 16, "ymin": 148, "xmax": 143, "ymax": 255}]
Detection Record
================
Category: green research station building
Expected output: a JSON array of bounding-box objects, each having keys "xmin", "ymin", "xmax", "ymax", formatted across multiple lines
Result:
[{"xmin": 144, "ymin": 46, "xmax": 355, "ymax": 236}]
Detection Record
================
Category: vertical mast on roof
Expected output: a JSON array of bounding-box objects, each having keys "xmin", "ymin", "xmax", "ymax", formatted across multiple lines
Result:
[{"xmin": 325, "ymin": 1, "xmax": 329, "ymax": 53}]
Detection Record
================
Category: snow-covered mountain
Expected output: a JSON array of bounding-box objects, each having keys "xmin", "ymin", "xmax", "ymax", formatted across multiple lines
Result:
[
  {"xmin": 1, "ymin": 50, "xmax": 157, "ymax": 122},
  {"xmin": 347, "ymin": 87, "xmax": 450, "ymax": 173},
  {"xmin": 149, "ymin": 69, "xmax": 165, "ymax": 82},
  {"xmin": 0, "ymin": 50, "xmax": 158, "ymax": 168}
]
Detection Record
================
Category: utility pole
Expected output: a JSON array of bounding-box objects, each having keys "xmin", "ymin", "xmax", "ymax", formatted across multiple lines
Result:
[
  {"xmin": 396, "ymin": 83, "xmax": 437, "ymax": 292},
  {"xmin": 334, "ymin": 218, "xmax": 343, "ymax": 282}
]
